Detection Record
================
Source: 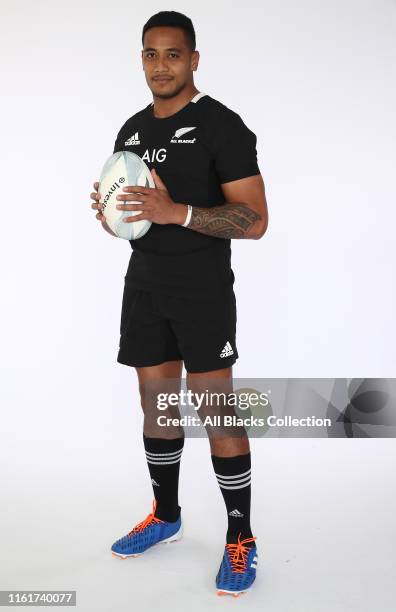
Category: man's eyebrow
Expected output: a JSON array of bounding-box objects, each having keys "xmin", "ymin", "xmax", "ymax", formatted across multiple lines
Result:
[{"xmin": 143, "ymin": 47, "xmax": 182, "ymax": 52}]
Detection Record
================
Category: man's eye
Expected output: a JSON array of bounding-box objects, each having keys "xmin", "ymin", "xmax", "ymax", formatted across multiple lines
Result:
[{"xmin": 144, "ymin": 52, "xmax": 179, "ymax": 59}]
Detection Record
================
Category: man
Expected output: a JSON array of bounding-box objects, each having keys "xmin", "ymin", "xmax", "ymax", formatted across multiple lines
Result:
[{"xmin": 91, "ymin": 10, "xmax": 268, "ymax": 597}]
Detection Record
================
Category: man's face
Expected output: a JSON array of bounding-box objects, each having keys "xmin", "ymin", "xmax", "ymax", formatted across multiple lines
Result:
[{"xmin": 142, "ymin": 26, "xmax": 198, "ymax": 99}]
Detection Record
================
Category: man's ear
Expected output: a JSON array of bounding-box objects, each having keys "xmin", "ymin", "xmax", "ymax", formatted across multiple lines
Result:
[{"xmin": 192, "ymin": 50, "xmax": 200, "ymax": 71}]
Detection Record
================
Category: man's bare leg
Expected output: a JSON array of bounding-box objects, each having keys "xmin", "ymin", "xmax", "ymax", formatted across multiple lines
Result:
[{"xmin": 186, "ymin": 366, "xmax": 250, "ymax": 456}]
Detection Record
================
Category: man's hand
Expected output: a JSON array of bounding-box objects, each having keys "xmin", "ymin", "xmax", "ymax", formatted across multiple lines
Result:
[
  {"xmin": 90, "ymin": 181, "xmax": 118, "ymax": 237},
  {"xmin": 115, "ymin": 169, "xmax": 187, "ymax": 226}
]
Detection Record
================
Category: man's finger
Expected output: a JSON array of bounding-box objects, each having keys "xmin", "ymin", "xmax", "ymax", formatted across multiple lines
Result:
[
  {"xmin": 123, "ymin": 213, "xmax": 148, "ymax": 223},
  {"xmin": 117, "ymin": 194, "xmax": 147, "ymax": 202},
  {"xmin": 116, "ymin": 203, "xmax": 146, "ymax": 211},
  {"xmin": 94, "ymin": 181, "xmax": 99, "ymax": 189},
  {"xmin": 122, "ymin": 186, "xmax": 154, "ymax": 194},
  {"xmin": 151, "ymin": 168, "xmax": 167, "ymax": 191}
]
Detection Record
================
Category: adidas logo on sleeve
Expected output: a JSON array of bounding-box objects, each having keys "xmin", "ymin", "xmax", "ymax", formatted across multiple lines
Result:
[{"xmin": 125, "ymin": 131, "xmax": 140, "ymax": 145}]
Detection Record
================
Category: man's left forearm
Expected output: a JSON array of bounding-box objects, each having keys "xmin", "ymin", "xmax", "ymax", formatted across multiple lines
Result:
[{"xmin": 174, "ymin": 202, "xmax": 265, "ymax": 239}]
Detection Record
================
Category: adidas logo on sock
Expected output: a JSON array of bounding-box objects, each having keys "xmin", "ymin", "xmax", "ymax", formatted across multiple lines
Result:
[
  {"xmin": 151, "ymin": 478, "xmax": 160, "ymax": 487},
  {"xmin": 229, "ymin": 508, "xmax": 244, "ymax": 518},
  {"xmin": 220, "ymin": 341, "xmax": 234, "ymax": 358}
]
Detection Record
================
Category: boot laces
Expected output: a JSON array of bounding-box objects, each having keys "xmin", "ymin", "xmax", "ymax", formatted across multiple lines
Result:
[
  {"xmin": 127, "ymin": 500, "xmax": 163, "ymax": 537},
  {"xmin": 225, "ymin": 533, "xmax": 257, "ymax": 573}
]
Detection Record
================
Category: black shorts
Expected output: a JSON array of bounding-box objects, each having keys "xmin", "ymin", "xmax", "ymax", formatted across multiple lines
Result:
[{"xmin": 117, "ymin": 281, "xmax": 239, "ymax": 373}]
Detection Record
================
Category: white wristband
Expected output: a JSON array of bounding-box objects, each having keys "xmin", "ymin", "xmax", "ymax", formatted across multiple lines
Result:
[{"xmin": 182, "ymin": 204, "xmax": 192, "ymax": 227}]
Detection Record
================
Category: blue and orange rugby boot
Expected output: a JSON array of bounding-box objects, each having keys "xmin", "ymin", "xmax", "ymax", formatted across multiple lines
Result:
[
  {"xmin": 111, "ymin": 499, "xmax": 183, "ymax": 558},
  {"xmin": 216, "ymin": 533, "xmax": 258, "ymax": 597}
]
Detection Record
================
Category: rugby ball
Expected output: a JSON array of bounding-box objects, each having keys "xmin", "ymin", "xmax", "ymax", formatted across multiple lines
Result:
[{"xmin": 99, "ymin": 151, "xmax": 154, "ymax": 239}]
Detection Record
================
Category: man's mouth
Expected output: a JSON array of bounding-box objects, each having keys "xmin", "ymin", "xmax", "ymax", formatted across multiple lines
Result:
[{"xmin": 153, "ymin": 76, "xmax": 173, "ymax": 82}]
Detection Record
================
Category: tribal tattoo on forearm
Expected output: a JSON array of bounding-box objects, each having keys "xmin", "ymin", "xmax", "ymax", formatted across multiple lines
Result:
[{"xmin": 186, "ymin": 203, "xmax": 262, "ymax": 239}]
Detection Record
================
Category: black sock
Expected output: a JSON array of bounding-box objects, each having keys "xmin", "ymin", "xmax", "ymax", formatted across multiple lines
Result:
[
  {"xmin": 211, "ymin": 452, "xmax": 254, "ymax": 545},
  {"xmin": 143, "ymin": 433, "xmax": 184, "ymax": 522}
]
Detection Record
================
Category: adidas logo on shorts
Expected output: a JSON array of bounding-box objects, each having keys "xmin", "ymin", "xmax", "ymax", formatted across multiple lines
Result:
[
  {"xmin": 151, "ymin": 478, "xmax": 160, "ymax": 487},
  {"xmin": 229, "ymin": 508, "xmax": 244, "ymax": 518},
  {"xmin": 220, "ymin": 341, "xmax": 234, "ymax": 358}
]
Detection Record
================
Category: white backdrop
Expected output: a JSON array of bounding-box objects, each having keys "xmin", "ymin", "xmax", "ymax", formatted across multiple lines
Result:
[{"xmin": 1, "ymin": 1, "xmax": 395, "ymax": 610}]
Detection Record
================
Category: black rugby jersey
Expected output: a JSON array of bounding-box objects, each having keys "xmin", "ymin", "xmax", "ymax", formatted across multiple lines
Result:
[{"xmin": 113, "ymin": 92, "xmax": 260, "ymax": 298}]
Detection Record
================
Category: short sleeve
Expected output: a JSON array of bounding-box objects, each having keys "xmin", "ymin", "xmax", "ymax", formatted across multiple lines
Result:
[
  {"xmin": 112, "ymin": 119, "xmax": 130, "ymax": 154},
  {"xmin": 212, "ymin": 111, "xmax": 260, "ymax": 183},
  {"xmin": 113, "ymin": 128, "xmax": 124, "ymax": 154}
]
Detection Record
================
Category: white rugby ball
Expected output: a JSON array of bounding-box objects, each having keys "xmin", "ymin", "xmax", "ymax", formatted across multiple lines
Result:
[{"xmin": 99, "ymin": 151, "xmax": 154, "ymax": 240}]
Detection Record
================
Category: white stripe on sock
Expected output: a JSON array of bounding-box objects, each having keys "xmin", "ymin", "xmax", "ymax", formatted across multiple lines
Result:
[
  {"xmin": 145, "ymin": 449, "xmax": 183, "ymax": 458},
  {"xmin": 215, "ymin": 468, "xmax": 251, "ymax": 480},
  {"xmin": 216, "ymin": 474, "xmax": 251, "ymax": 486},
  {"xmin": 218, "ymin": 481, "xmax": 251, "ymax": 490},
  {"xmin": 146, "ymin": 457, "xmax": 182, "ymax": 465}
]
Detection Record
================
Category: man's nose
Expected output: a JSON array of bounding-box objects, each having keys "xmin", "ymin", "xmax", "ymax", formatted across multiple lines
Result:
[{"xmin": 154, "ymin": 56, "xmax": 169, "ymax": 72}]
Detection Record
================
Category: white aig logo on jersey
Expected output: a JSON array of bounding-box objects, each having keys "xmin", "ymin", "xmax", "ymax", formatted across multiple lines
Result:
[
  {"xmin": 125, "ymin": 132, "xmax": 140, "ymax": 145},
  {"xmin": 142, "ymin": 148, "xmax": 167, "ymax": 163},
  {"xmin": 170, "ymin": 127, "xmax": 196, "ymax": 143}
]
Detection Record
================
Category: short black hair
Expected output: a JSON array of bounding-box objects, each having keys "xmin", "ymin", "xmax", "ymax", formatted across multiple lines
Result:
[{"xmin": 142, "ymin": 11, "xmax": 196, "ymax": 51}]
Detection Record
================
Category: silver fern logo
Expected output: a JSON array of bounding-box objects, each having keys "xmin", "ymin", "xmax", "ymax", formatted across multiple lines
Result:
[{"xmin": 170, "ymin": 127, "xmax": 196, "ymax": 143}]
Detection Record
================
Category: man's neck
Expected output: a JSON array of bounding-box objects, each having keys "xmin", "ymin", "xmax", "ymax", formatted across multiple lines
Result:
[{"xmin": 152, "ymin": 86, "xmax": 200, "ymax": 119}]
